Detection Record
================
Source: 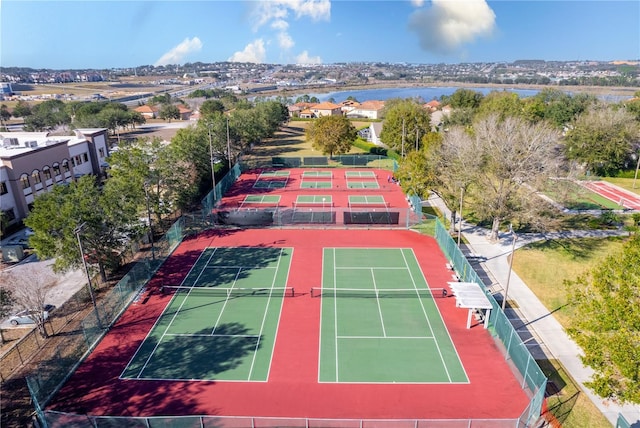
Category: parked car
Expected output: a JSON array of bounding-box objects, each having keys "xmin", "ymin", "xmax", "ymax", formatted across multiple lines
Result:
[{"xmin": 9, "ymin": 308, "xmax": 50, "ymax": 326}]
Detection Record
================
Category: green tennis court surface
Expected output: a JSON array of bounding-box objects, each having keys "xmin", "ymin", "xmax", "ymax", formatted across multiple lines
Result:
[
  {"xmin": 243, "ymin": 195, "xmax": 281, "ymax": 204},
  {"xmin": 319, "ymin": 248, "xmax": 467, "ymax": 383},
  {"xmin": 121, "ymin": 247, "xmax": 293, "ymax": 382},
  {"xmin": 303, "ymin": 171, "xmax": 333, "ymax": 178},
  {"xmin": 345, "ymin": 171, "xmax": 376, "ymax": 178},
  {"xmin": 349, "ymin": 195, "xmax": 386, "ymax": 205},
  {"xmin": 259, "ymin": 170, "xmax": 290, "ymax": 177},
  {"xmin": 296, "ymin": 195, "xmax": 333, "ymax": 204},
  {"xmin": 254, "ymin": 180, "xmax": 287, "ymax": 189},
  {"xmin": 300, "ymin": 180, "xmax": 332, "ymax": 189},
  {"xmin": 347, "ymin": 180, "xmax": 379, "ymax": 189}
]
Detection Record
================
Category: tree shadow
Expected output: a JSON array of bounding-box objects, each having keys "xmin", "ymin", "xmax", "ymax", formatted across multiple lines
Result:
[
  {"xmin": 524, "ymin": 237, "xmax": 618, "ymax": 261},
  {"xmin": 131, "ymin": 322, "xmax": 261, "ymax": 381}
]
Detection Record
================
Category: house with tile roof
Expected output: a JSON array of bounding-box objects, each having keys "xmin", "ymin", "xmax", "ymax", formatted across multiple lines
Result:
[
  {"xmin": 346, "ymin": 100, "xmax": 385, "ymax": 119},
  {"xmin": 177, "ymin": 105, "xmax": 193, "ymax": 121},
  {"xmin": 134, "ymin": 105, "xmax": 159, "ymax": 119},
  {"xmin": 310, "ymin": 102, "xmax": 342, "ymax": 117}
]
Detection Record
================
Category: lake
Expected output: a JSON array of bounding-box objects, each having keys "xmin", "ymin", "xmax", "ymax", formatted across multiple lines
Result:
[
  {"xmin": 302, "ymin": 86, "xmax": 540, "ymax": 103},
  {"xmin": 285, "ymin": 86, "xmax": 627, "ymax": 103}
]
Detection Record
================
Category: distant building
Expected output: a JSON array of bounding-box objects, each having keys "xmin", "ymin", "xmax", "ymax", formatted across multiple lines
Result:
[
  {"xmin": 0, "ymin": 83, "xmax": 12, "ymax": 95},
  {"xmin": 0, "ymin": 129, "xmax": 109, "ymax": 227},
  {"xmin": 310, "ymin": 102, "xmax": 342, "ymax": 117},
  {"xmin": 346, "ymin": 100, "xmax": 385, "ymax": 119},
  {"xmin": 134, "ymin": 105, "xmax": 159, "ymax": 119}
]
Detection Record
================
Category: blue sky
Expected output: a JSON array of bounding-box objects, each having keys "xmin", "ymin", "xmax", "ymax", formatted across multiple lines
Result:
[{"xmin": 1, "ymin": 0, "xmax": 638, "ymax": 69}]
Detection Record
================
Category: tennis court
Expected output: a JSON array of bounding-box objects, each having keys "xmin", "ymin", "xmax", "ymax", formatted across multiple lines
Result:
[
  {"xmin": 347, "ymin": 180, "xmax": 380, "ymax": 189},
  {"xmin": 348, "ymin": 195, "xmax": 387, "ymax": 206},
  {"xmin": 259, "ymin": 171, "xmax": 291, "ymax": 178},
  {"xmin": 300, "ymin": 180, "xmax": 332, "ymax": 189},
  {"xmin": 302, "ymin": 171, "xmax": 333, "ymax": 178},
  {"xmin": 120, "ymin": 246, "xmax": 293, "ymax": 382},
  {"xmin": 318, "ymin": 248, "xmax": 467, "ymax": 383},
  {"xmin": 345, "ymin": 171, "xmax": 376, "ymax": 178},
  {"xmin": 295, "ymin": 195, "xmax": 333, "ymax": 205},
  {"xmin": 241, "ymin": 195, "xmax": 281, "ymax": 205}
]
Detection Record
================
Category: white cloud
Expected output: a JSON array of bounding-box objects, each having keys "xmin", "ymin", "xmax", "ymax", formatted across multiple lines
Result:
[
  {"xmin": 252, "ymin": 0, "xmax": 331, "ymax": 30},
  {"xmin": 229, "ymin": 39, "xmax": 267, "ymax": 63},
  {"xmin": 249, "ymin": 0, "xmax": 331, "ymax": 62},
  {"xmin": 271, "ymin": 19, "xmax": 289, "ymax": 31},
  {"xmin": 296, "ymin": 50, "xmax": 322, "ymax": 64},
  {"xmin": 154, "ymin": 37, "xmax": 203, "ymax": 66},
  {"xmin": 410, "ymin": 0, "xmax": 425, "ymax": 6},
  {"xmin": 408, "ymin": 0, "xmax": 496, "ymax": 55},
  {"xmin": 278, "ymin": 32, "xmax": 295, "ymax": 50}
]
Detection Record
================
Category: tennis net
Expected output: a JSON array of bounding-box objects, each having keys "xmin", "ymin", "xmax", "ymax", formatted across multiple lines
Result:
[
  {"xmin": 310, "ymin": 287, "xmax": 447, "ymax": 298},
  {"xmin": 162, "ymin": 285, "xmax": 295, "ymax": 297}
]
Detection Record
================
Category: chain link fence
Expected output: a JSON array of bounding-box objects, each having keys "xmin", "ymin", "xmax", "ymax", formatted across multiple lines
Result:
[{"xmin": 16, "ymin": 161, "xmax": 546, "ymax": 428}]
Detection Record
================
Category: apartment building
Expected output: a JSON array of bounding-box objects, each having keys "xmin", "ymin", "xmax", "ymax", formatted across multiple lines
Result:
[{"xmin": 0, "ymin": 128, "xmax": 109, "ymax": 229}]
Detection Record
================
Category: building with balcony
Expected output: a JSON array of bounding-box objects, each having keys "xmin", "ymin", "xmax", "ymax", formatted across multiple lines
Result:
[{"xmin": 0, "ymin": 128, "xmax": 109, "ymax": 230}]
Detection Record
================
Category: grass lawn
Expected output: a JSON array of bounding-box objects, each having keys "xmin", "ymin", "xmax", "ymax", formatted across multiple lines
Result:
[
  {"xmin": 245, "ymin": 120, "xmax": 380, "ymax": 169},
  {"xmin": 603, "ymin": 177, "xmax": 640, "ymax": 195},
  {"xmin": 544, "ymin": 180, "xmax": 622, "ymax": 210},
  {"xmin": 513, "ymin": 236, "xmax": 626, "ymax": 428}
]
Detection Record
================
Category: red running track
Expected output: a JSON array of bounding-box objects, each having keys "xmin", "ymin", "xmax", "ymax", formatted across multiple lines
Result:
[{"xmin": 582, "ymin": 181, "xmax": 640, "ymax": 210}]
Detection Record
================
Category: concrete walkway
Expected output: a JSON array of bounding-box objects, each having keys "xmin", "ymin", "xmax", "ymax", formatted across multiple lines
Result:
[{"xmin": 428, "ymin": 196, "xmax": 640, "ymax": 426}]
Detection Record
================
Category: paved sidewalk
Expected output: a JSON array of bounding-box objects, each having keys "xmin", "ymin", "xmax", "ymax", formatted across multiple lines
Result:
[{"xmin": 428, "ymin": 196, "xmax": 639, "ymax": 426}]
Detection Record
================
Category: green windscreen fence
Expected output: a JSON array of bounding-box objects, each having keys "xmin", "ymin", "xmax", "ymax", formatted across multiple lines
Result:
[
  {"xmin": 433, "ymin": 218, "xmax": 547, "ymax": 427},
  {"xmin": 23, "ymin": 163, "xmax": 546, "ymax": 428}
]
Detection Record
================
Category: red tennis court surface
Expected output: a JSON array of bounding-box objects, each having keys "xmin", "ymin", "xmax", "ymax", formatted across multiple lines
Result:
[
  {"xmin": 581, "ymin": 180, "xmax": 640, "ymax": 210},
  {"xmin": 48, "ymin": 228, "xmax": 529, "ymax": 422},
  {"xmin": 218, "ymin": 168, "xmax": 409, "ymax": 210}
]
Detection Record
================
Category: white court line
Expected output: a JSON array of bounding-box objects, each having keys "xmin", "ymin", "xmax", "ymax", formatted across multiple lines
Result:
[
  {"xmin": 210, "ymin": 268, "xmax": 242, "ymax": 335},
  {"xmin": 337, "ymin": 335, "xmax": 434, "ymax": 340},
  {"xmin": 371, "ymin": 268, "xmax": 387, "ymax": 338},
  {"xmin": 246, "ymin": 247, "xmax": 285, "ymax": 381},
  {"xmin": 400, "ymin": 248, "xmax": 452, "ymax": 382},
  {"xmin": 119, "ymin": 248, "xmax": 215, "ymax": 379},
  {"xmin": 133, "ymin": 248, "xmax": 219, "ymax": 379}
]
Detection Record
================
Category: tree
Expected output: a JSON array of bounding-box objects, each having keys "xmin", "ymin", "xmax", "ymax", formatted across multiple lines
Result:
[
  {"xmin": 0, "ymin": 104, "xmax": 11, "ymax": 129},
  {"xmin": 24, "ymin": 99, "xmax": 71, "ymax": 131},
  {"xmin": 440, "ymin": 88, "xmax": 484, "ymax": 109},
  {"xmin": 12, "ymin": 100, "xmax": 31, "ymax": 118},
  {"xmin": 379, "ymin": 99, "xmax": 431, "ymax": 155},
  {"xmin": 564, "ymin": 107, "xmax": 639, "ymax": 176},
  {"xmin": 1, "ymin": 269, "xmax": 55, "ymax": 338},
  {"xmin": 566, "ymin": 235, "xmax": 640, "ymax": 404},
  {"xmin": 439, "ymin": 115, "xmax": 561, "ymax": 240},
  {"xmin": 476, "ymin": 91, "xmax": 524, "ymax": 121},
  {"xmin": 24, "ymin": 176, "xmax": 135, "ymax": 283},
  {"xmin": 159, "ymin": 104, "xmax": 180, "ymax": 122},
  {"xmin": 0, "ymin": 286, "xmax": 15, "ymax": 343},
  {"xmin": 306, "ymin": 115, "xmax": 356, "ymax": 158},
  {"xmin": 200, "ymin": 99, "xmax": 225, "ymax": 117}
]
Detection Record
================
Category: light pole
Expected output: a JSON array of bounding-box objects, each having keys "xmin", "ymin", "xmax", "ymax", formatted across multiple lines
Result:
[
  {"xmin": 226, "ymin": 116, "xmax": 232, "ymax": 169},
  {"xmin": 502, "ymin": 224, "xmax": 517, "ymax": 310},
  {"xmin": 633, "ymin": 152, "xmax": 640, "ymax": 189},
  {"xmin": 74, "ymin": 222, "xmax": 102, "ymax": 329},
  {"xmin": 457, "ymin": 187, "xmax": 464, "ymax": 246},
  {"xmin": 143, "ymin": 182, "xmax": 155, "ymax": 260},
  {"xmin": 208, "ymin": 124, "xmax": 217, "ymax": 203}
]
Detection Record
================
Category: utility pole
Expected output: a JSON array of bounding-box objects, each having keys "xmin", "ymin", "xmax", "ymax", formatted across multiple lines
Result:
[
  {"xmin": 226, "ymin": 116, "xmax": 232, "ymax": 169},
  {"xmin": 74, "ymin": 223, "xmax": 103, "ymax": 329},
  {"xmin": 208, "ymin": 124, "xmax": 217, "ymax": 203},
  {"xmin": 502, "ymin": 225, "xmax": 517, "ymax": 311}
]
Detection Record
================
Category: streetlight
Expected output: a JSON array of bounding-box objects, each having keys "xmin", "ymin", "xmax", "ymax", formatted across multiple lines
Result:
[
  {"xmin": 502, "ymin": 224, "xmax": 517, "ymax": 310},
  {"xmin": 457, "ymin": 187, "xmax": 464, "ymax": 246},
  {"xmin": 143, "ymin": 182, "xmax": 155, "ymax": 260},
  {"xmin": 226, "ymin": 116, "xmax": 232, "ymax": 169},
  {"xmin": 633, "ymin": 152, "xmax": 640, "ymax": 189},
  {"xmin": 74, "ymin": 222, "xmax": 103, "ymax": 329},
  {"xmin": 207, "ymin": 124, "xmax": 217, "ymax": 203}
]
